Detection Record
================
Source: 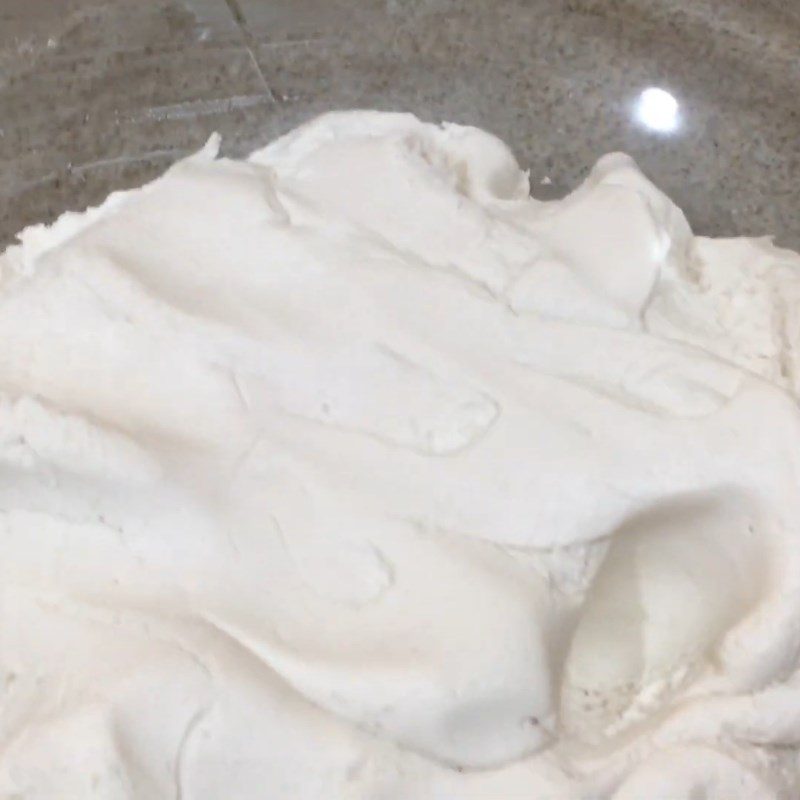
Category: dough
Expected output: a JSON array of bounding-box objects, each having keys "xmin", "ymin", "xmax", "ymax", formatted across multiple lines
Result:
[{"xmin": 2, "ymin": 111, "xmax": 800, "ymax": 799}]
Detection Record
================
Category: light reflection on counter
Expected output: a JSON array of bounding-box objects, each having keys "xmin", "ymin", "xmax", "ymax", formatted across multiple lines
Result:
[{"xmin": 634, "ymin": 87, "xmax": 681, "ymax": 134}]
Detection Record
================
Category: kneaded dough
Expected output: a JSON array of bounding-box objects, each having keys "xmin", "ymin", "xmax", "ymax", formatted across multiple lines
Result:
[{"xmin": 2, "ymin": 111, "xmax": 800, "ymax": 799}]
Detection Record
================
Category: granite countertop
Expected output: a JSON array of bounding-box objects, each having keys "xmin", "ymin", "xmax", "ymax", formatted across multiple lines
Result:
[{"xmin": 1, "ymin": 0, "xmax": 798, "ymax": 250}]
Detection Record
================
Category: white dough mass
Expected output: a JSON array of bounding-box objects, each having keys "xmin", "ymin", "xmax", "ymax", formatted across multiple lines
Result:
[{"xmin": 2, "ymin": 111, "xmax": 800, "ymax": 798}]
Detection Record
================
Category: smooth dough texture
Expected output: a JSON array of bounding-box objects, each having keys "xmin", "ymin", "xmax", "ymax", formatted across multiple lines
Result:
[{"xmin": 3, "ymin": 111, "xmax": 800, "ymax": 799}]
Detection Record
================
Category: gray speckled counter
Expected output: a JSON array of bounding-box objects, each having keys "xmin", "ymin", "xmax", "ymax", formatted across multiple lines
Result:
[{"xmin": 1, "ymin": 0, "xmax": 798, "ymax": 250}]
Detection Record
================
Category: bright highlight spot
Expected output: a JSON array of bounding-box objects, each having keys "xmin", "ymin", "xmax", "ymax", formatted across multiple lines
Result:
[{"xmin": 634, "ymin": 87, "xmax": 680, "ymax": 133}]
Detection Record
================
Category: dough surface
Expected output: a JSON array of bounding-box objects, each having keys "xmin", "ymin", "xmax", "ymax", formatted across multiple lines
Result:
[{"xmin": 2, "ymin": 111, "xmax": 800, "ymax": 799}]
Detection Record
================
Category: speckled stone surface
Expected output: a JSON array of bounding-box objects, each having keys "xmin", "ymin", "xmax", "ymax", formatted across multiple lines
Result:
[{"xmin": 1, "ymin": 0, "xmax": 798, "ymax": 250}]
